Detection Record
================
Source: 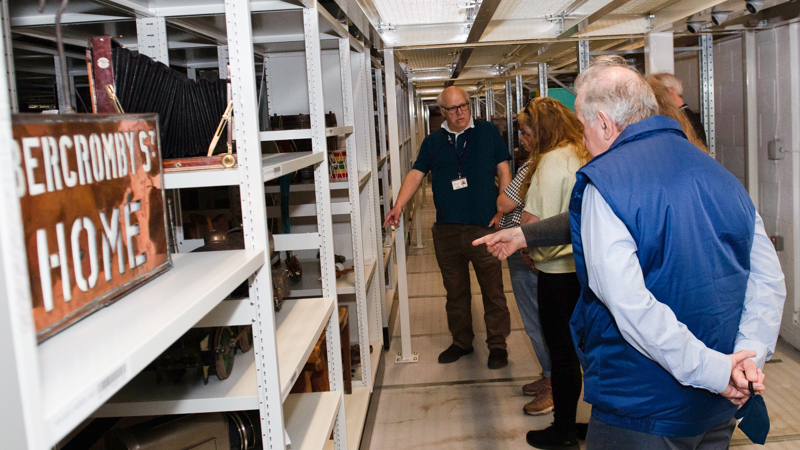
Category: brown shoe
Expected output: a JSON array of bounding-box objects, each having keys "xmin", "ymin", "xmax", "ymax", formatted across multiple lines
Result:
[
  {"xmin": 522, "ymin": 377, "xmax": 551, "ymax": 397},
  {"xmin": 523, "ymin": 386, "xmax": 554, "ymax": 416}
]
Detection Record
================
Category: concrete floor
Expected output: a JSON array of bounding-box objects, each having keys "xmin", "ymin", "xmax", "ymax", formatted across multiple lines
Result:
[{"xmin": 364, "ymin": 186, "xmax": 800, "ymax": 450}]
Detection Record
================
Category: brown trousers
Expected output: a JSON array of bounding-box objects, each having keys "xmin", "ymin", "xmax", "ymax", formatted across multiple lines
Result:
[{"xmin": 432, "ymin": 224, "xmax": 510, "ymax": 350}]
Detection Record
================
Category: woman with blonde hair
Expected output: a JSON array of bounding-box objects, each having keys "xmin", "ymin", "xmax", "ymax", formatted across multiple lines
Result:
[
  {"xmin": 517, "ymin": 97, "xmax": 590, "ymax": 449},
  {"xmin": 475, "ymin": 62, "xmax": 715, "ymax": 269}
]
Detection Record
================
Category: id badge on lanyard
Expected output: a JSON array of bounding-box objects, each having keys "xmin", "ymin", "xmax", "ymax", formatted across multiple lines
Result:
[{"xmin": 449, "ymin": 131, "xmax": 470, "ymax": 190}]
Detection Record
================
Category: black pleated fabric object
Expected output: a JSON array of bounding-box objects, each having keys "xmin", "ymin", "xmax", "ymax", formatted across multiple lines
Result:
[{"xmin": 112, "ymin": 46, "xmax": 228, "ymax": 159}]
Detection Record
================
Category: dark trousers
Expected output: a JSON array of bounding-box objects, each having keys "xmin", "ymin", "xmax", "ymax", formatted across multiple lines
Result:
[
  {"xmin": 432, "ymin": 223, "xmax": 510, "ymax": 350},
  {"xmin": 538, "ymin": 271, "xmax": 582, "ymax": 433},
  {"xmin": 586, "ymin": 415, "xmax": 736, "ymax": 450}
]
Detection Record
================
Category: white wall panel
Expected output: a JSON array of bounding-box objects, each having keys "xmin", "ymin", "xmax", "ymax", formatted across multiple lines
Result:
[
  {"xmin": 675, "ymin": 29, "xmax": 800, "ymax": 350},
  {"xmin": 265, "ymin": 51, "xmax": 345, "ymax": 121},
  {"xmin": 753, "ymin": 26, "xmax": 800, "ymax": 349},
  {"xmin": 674, "ymin": 52, "xmax": 700, "ymax": 111},
  {"xmin": 322, "ymin": 50, "xmax": 345, "ymax": 124},
  {"xmin": 266, "ymin": 53, "xmax": 310, "ymax": 115},
  {"xmin": 714, "ymin": 36, "xmax": 745, "ymax": 185}
]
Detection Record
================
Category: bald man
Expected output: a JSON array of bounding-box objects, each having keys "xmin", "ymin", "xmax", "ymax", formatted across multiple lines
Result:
[{"xmin": 384, "ymin": 86, "xmax": 512, "ymax": 369}]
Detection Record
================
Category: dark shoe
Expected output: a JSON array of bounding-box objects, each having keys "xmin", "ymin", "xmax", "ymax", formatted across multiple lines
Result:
[
  {"xmin": 487, "ymin": 348, "xmax": 508, "ymax": 369},
  {"xmin": 438, "ymin": 344, "xmax": 474, "ymax": 364},
  {"xmin": 526, "ymin": 425, "xmax": 579, "ymax": 449},
  {"xmin": 575, "ymin": 423, "xmax": 588, "ymax": 440}
]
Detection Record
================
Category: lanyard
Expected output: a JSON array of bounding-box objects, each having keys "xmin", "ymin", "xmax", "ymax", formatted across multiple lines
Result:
[{"xmin": 447, "ymin": 127, "xmax": 472, "ymax": 177}]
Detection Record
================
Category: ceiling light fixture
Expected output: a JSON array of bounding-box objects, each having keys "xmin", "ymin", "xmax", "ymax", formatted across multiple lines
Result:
[
  {"xmin": 711, "ymin": 10, "xmax": 730, "ymax": 25},
  {"xmin": 686, "ymin": 21, "xmax": 704, "ymax": 33},
  {"xmin": 746, "ymin": 0, "xmax": 763, "ymax": 14}
]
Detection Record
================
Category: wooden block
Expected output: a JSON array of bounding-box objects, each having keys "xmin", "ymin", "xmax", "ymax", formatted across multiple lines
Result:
[{"xmin": 339, "ymin": 306, "xmax": 352, "ymax": 395}]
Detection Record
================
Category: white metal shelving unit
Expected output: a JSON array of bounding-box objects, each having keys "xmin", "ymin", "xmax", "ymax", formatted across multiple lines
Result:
[
  {"xmin": 258, "ymin": 12, "xmax": 386, "ymax": 446},
  {"xmin": 371, "ymin": 61, "xmax": 396, "ymax": 348},
  {"xmin": 103, "ymin": 3, "xmax": 352, "ymax": 449},
  {"xmin": 0, "ymin": 22, "xmax": 275, "ymax": 448},
  {"xmin": 382, "ymin": 48, "xmax": 417, "ymax": 364}
]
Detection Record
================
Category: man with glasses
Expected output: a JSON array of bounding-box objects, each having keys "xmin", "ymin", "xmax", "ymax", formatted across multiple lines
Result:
[{"xmin": 384, "ymin": 86, "xmax": 512, "ymax": 369}]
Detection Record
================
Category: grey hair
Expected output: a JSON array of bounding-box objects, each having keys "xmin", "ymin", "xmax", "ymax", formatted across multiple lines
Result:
[
  {"xmin": 650, "ymin": 72, "xmax": 684, "ymax": 97},
  {"xmin": 436, "ymin": 86, "xmax": 470, "ymax": 107},
  {"xmin": 575, "ymin": 57, "xmax": 658, "ymax": 131}
]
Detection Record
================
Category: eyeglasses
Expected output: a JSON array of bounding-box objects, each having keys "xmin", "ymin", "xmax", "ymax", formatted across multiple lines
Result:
[{"xmin": 442, "ymin": 103, "xmax": 470, "ymax": 114}]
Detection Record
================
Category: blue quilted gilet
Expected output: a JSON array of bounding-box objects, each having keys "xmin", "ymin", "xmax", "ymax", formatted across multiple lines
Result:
[{"xmin": 569, "ymin": 116, "xmax": 755, "ymax": 437}]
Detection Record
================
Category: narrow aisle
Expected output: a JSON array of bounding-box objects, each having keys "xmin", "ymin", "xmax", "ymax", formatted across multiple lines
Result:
[{"xmin": 367, "ymin": 185, "xmax": 592, "ymax": 449}]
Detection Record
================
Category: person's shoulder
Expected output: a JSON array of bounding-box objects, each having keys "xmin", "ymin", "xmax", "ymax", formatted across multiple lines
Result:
[
  {"xmin": 542, "ymin": 143, "xmax": 576, "ymax": 161},
  {"xmin": 473, "ymin": 119, "xmax": 499, "ymax": 132},
  {"xmin": 423, "ymin": 128, "xmax": 446, "ymax": 143},
  {"xmin": 539, "ymin": 143, "xmax": 583, "ymax": 171}
]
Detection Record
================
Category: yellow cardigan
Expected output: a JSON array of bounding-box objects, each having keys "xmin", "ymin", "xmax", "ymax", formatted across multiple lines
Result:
[{"xmin": 523, "ymin": 143, "xmax": 583, "ymax": 274}]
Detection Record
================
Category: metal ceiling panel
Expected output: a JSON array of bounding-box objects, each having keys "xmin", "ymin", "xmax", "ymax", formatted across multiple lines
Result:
[
  {"xmin": 408, "ymin": 69, "xmax": 453, "ymax": 82},
  {"xmin": 529, "ymin": 40, "xmax": 575, "ymax": 63},
  {"xmin": 576, "ymin": 17, "xmax": 649, "ymax": 36},
  {"xmin": 397, "ymin": 48, "xmax": 457, "ymax": 70},
  {"xmin": 379, "ymin": 22, "xmax": 469, "ymax": 46},
  {"xmin": 414, "ymin": 79, "xmax": 450, "ymax": 88},
  {"xmin": 466, "ymin": 44, "xmax": 521, "ymax": 66},
  {"xmin": 458, "ymin": 66, "xmax": 503, "ymax": 79},
  {"xmin": 571, "ymin": 0, "xmax": 624, "ymax": 16},
  {"xmin": 480, "ymin": 18, "xmax": 557, "ymax": 41},
  {"xmin": 614, "ymin": 0, "xmax": 684, "ymax": 14},
  {"xmin": 415, "ymin": 87, "xmax": 446, "ymax": 95},
  {"xmin": 557, "ymin": 0, "xmax": 633, "ymax": 38},
  {"xmin": 510, "ymin": 65, "xmax": 539, "ymax": 75},
  {"xmin": 493, "ymin": 0, "xmax": 583, "ymax": 20},
  {"xmin": 371, "ymin": 0, "xmax": 468, "ymax": 25}
]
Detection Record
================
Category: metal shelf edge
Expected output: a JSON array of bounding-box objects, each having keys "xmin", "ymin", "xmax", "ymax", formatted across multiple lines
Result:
[{"xmin": 42, "ymin": 250, "xmax": 264, "ymax": 443}]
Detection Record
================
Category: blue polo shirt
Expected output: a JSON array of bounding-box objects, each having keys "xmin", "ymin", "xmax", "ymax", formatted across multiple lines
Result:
[{"xmin": 412, "ymin": 119, "xmax": 510, "ymax": 226}]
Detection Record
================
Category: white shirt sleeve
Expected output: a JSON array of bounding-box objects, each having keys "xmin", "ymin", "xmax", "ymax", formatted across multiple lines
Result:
[
  {"xmin": 733, "ymin": 214, "xmax": 786, "ymax": 369},
  {"xmin": 581, "ymin": 183, "xmax": 732, "ymax": 393}
]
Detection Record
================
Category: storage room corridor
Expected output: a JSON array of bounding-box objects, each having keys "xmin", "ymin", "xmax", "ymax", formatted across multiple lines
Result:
[{"xmin": 362, "ymin": 185, "xmax": 800, "ymax": 450}]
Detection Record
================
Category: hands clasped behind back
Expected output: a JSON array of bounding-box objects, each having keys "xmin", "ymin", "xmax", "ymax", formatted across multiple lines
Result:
[{"xmin": 722, "ymin": 350, "xmax": 766, "ymax": 406}]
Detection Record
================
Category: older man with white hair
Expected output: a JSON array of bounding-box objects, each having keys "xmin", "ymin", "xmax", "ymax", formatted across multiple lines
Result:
[
  {"xmin": 384, "ymin": 86, "xmax": 512, "ymax": 369},
  {"xmin": 555, "ymin": 60, "xmax": 785, "ymax": 449}
]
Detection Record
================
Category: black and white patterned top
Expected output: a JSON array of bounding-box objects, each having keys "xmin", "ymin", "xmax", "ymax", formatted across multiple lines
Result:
[{"xmin": 500, "ymin": 161, "xmax": 531, "ymax": 229}]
